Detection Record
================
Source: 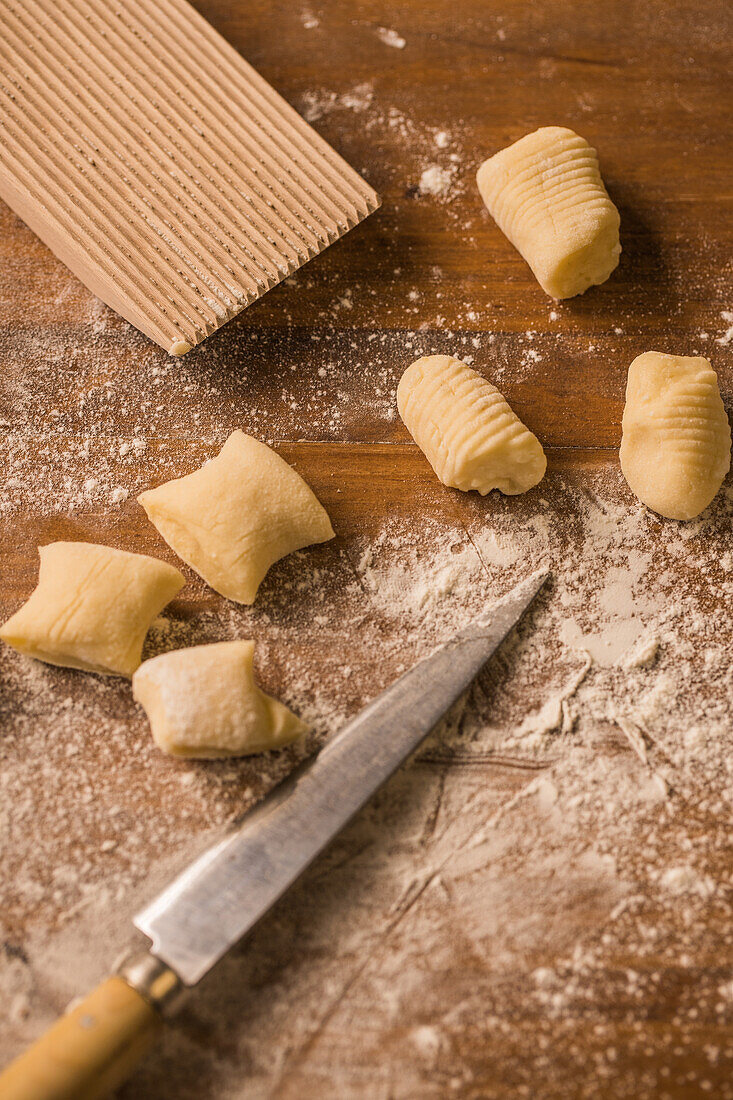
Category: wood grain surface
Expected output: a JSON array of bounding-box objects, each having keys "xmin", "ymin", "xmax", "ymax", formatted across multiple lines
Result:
[{"xmin": 1, "ymin": 2, "xmax": 732, "ymax": 1098}]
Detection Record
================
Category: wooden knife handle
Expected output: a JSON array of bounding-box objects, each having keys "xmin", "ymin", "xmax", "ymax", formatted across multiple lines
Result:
[{"xmin": 0, "ymin": 976, "xmax": 162, "ymax": 1100}]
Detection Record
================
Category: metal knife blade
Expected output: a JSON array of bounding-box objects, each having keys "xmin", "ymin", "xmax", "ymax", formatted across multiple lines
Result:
[{"xmin": 134, "ymin": 569, "xmax": 549, "ymax": 985}]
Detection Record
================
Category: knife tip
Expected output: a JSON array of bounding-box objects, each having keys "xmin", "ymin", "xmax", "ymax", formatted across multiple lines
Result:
[
  {"xmin": 520, "ymin": 567, "xmax": 551, "ymax": 596},
  {"xmin": 501, "ymin": 568, "xmax": 551, "ymax": 620}
]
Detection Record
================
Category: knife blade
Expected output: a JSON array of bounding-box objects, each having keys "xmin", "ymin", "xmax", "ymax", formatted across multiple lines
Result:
[{"xmin": 134, "ymin": 568, "xmax": 549, "ymax": 985}]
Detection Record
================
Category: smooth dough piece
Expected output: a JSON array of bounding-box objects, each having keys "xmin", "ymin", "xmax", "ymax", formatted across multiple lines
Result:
[
  {"xmin": 620, "ymin": 352, "xmax": 731, "ymax": 520},
  {"xmin": 138, "ymin": 431, "xmax": 334, "ymax": 605},
  {"xmin": 397, "ymin": 354, "xmax": 547, "ymax": 495},
  {"xmin": 0, "ymin": 542, "xmax": 184, "ymax": 676},
  {"xmin": 132, "ymin": 640, "xmax": 308, "ymax": 758},
  {"xmin": 476, "ymin": 126, "xmax": 620, "ymax": 299}
]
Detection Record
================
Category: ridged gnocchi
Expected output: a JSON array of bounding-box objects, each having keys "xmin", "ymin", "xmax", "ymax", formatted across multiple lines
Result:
[
  {"xmin": 0, "ymin": 542, "xmax": 184, "ymax": 676},
  {"xmin": 397, "ymin": 355, "xmax": 546, "ymax": 495},
  {"xmin": 476, "ymin": 126, "xmax": 620, "ymax": 299},
  {"xmin": 133, "ymin": 640, "xmax": 308, "ymax": 758},
  {"xmin": 620, "ymin": 352, "xmax": 731, "ymax": 520},
  {"xmin": 138, "ymin": 431, "xmax": 334, "ymax": 605}
]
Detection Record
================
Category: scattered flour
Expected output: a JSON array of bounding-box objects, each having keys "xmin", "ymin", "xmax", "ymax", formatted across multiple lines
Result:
[
  {"xmin": 619, "ymin": 633, "xmax": 660, "ymax": 669},
  {"xmin": 418, "ymin": 164, "xmax": 453, "ymax": 198},
  {"xmin": 376, "ymin": 26, "xmax": 406, "ymax": 49},
  {"xmin": 3, "ymin": 437, "xmax": 732, "ymax": 1100},
  {"xmin": 299, "ymin": 82, "xmax": 374, "ymax": 123},
  {"xmin": 716, "ymin": 309, "xmax": 733, "ymax": 346},
  {"xmin": 1, "ymin": 29, "xmax": 732, "ymax": 1095},
  {"xmin": 659, "ymin": 865, "xmax": 716, "ymax": 898}
]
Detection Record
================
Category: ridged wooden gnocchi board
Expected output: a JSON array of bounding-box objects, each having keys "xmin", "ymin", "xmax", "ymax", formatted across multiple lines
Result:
[{"xmin": 0, "ymin": 0, "xmax": 379, "ymax": 355}]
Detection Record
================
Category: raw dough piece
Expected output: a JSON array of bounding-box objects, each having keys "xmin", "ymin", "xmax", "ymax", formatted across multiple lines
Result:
[
  {"xmin": 476, "ymin": 126, "xmax": 620, "ymax": 299},
  {"xmin": 132, "ymin": 640, "xmax": 308, "ymax": 758},
  {"xmin": 0, "ymin": 542, "xmax": 184, "ymax": 676},
  {"xmin": 138, "ymin": 431, "xmax": 334, "ymax": 604},
  {"xmin": 397, "ymin": 354, "xmax": 546, "ymax": 494},
  {"xmin": 620, "ymin": 352, "xmax": 731, "ymax": 520}
]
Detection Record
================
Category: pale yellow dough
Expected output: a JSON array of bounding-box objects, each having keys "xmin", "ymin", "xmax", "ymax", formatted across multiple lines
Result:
[
  {"xmin": 0, "ymin": 542, "xmax": 184, "ymax": 676},
  {"xmin": 620, "ymin": 352, "xmax": 731, "ymax": 520},
  {"xmin": 476, "ymin": 126, "xmax": 620, "ymax": 299},
  {"xmin": 138, "ymin": 430, "xmax": 334, "ymax": 605},
  {"xmin": 132, "ymin": 640, "xmax": 308, "ymax": 758},
  {"xmin": 397, "ymin": 355, "xmax": 546, "ymax": 495}
]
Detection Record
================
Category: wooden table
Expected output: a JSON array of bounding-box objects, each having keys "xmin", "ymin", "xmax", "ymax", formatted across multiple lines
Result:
[{"xmin": 1, "ymin": 2, "xmax": 731, "ymax": 1097}]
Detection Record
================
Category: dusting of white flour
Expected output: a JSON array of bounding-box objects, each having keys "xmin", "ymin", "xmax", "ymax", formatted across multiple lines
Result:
[
  {"xmin": 376, "ymin": 26, "xmax": 406, "ymax": 49},
  {"xmin": 418, "ymin": 164, "xmax": 454, "ymax": 198},
  {"xmin": 1, "ymin": 18, "xmax": 732, "ymax": 1096}
]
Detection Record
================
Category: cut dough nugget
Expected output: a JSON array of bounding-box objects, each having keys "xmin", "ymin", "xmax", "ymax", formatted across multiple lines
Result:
[
  {"xmin": 0, "ymin": 542, "xmax": 184, "ymax": 676},
  {"xmin": 397, "ymin": 355, "xmax": 546, "ymax": 494},
  {"xmin": 132, "ymin": 640, "xmax": 308, "ymax": 758},
  {"xmin": 620, "ymin": 352, "xmax": 731, "ymax": 520},
  {"xmin": 477, "ymin": 126, "xmax": 620, "ymax": 299},
  {"xmin": 138, "ymin": 431, "xmax": 334, "ymax": 605}
]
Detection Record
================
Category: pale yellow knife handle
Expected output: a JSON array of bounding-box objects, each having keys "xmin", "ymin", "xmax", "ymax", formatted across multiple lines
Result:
[{"xmin": 0, "ymin": 976, "xmax": 162, "ymax": 1100}]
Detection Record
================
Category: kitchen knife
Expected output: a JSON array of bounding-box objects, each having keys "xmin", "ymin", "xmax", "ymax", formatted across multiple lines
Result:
[{"xmin": 0, "ymin": 569, "xmax": 549, "ymax": 1100}]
